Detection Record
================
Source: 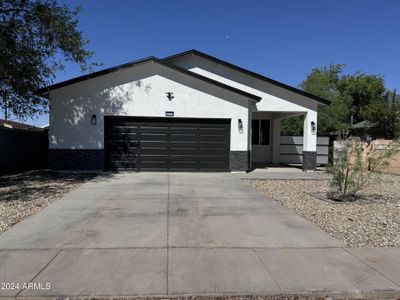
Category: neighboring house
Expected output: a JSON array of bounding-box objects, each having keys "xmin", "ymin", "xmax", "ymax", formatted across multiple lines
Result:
[
  {"xmin": 0, "ymin": 119, "xmax": 41, "ymax": 130},
  {"xmin": 39, "ymin": 50, "xmax": 329, "ymax": 172}
]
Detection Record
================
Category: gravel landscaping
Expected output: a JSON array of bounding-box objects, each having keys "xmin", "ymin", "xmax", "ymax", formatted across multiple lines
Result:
[
  {"xmin": 0, "ymin": 170, "xmax": 97, "ymax": 234},
  {"xmin": 248, "ymin": 174, "xmax": 400, "ymax": 247}
]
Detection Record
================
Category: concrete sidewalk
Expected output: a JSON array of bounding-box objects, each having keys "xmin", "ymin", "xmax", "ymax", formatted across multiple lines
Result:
[{"xmin": 0, "ymin": 173, "xmax": 399, "ymax": 299}]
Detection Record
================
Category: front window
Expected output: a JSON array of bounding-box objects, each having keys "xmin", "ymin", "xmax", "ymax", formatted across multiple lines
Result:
[{"xmin": 252, "ymin": 119, "xmax": 270, "ymax": 145}]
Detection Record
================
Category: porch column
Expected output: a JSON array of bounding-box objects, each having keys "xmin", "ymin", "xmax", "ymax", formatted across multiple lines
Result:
[
  {"xmin": 303, "ymin": 110, "xmax": 317, "ymax": 172},
  {"xmin": 272, "ymin": 118, "xmax": 281, "ymax": 165}
]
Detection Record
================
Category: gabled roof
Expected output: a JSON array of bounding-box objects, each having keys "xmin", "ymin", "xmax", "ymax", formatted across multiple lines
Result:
[
  {"xmin": 37, "ymin": 56, "xmax": 261, "ymax": 102},
  {"xmin": 164, "ymin": 49, "xmax": 330, "ymax": 106},
  {"xmin": 351, "ymin": 120, "xmax": 374, "ymax": 129}
]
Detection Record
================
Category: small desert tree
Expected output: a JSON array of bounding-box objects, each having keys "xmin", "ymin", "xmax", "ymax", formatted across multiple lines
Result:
[{"xmin": 326, "ymin": 137, "xmax": 400, "ymax": 201}]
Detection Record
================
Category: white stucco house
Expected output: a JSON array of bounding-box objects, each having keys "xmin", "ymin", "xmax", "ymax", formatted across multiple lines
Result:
[{"xmin": 39, "ymin": 50, "xmax": 329, "ymax": 172}]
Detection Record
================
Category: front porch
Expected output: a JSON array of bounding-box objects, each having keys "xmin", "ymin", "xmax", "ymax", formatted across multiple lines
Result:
[{"xmin": 250, "ymin": 111, "xmax": 320, "ymax": 172}]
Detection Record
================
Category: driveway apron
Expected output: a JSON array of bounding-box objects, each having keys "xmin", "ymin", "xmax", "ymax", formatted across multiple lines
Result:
[{"xmin": 0, "ymin": 173, "xmax": 399, "ymax": 298}]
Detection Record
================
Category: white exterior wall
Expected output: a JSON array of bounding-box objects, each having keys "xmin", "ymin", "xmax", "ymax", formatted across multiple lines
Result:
[
  {"xmin": 303, "ymin": 110, "xmax": 317, "ymax": 151},
  {"xmin": 171, "ymin": 56, "xmax": 319, "ymax": 113},
  {"xmin": 170, "ymin": 55, "xmax": 321, "ymax": 164},
  {"xmin": 49, "ymin": 62, "xmax": 251, "ymax": 151}
]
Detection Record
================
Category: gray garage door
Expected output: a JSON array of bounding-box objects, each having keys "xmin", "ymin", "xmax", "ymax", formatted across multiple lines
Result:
[{"xmin": 105, "ymin": 117, "xmax": 231, "ymax": 171}]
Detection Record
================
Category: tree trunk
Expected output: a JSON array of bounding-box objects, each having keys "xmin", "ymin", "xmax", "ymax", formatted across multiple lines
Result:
[{"xmin": 3, "ymin": 97, "xmax": 8, "ymax": 120}]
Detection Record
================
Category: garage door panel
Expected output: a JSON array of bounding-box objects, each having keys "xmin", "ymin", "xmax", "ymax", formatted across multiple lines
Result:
[
  {"xmin": 199, "ymin": 129, "xmax": 227, "ymax": 134},
  {"xmin": 140, "ymin": 133, "xmax": 169, "ymax": 141},
  {"xmin": 169, "ymin": 128, "xmax": 197, "ymax": 134},
  {"xmin": 139, "ymin": 141, "xmax": 169, "ymax": 147},
  {"xmin": 169, "ymin": 156, "xmax": 198, "ymax": 162},
  {"xmin": 110, "ymin": 140, "xmax": 139, "ymax": 146},
  {"xmin": 198, "ymin": 142, "xmax": 228, "ymax": 148},
  {"xmin": 168, "ymin": 141, "xmax": 197, "ymax": 148},
  {"xmin": 198, "ymin": 148, "xmax": 226, "ymax": 155},
  {"xmin": 110, "ymin": 140, "xmax": 139, "ymax": 145},
  {"xmin": 138, "ymin": 123, "xmax": 169, "ymax": 127},
  {"xmin": 169, "ymin": 149, "xmax": 197, "ymax": 155},
  {"xmin": 112, "ymin": 128, "xmax": 140, "ymax": 136},
  {"xmin": 105, "ymin": 117, "xmax": 230, "ymax": 171},
  {"xmin": 109, "ymin": 145, "xmax": 140, "ymax": 151},
  {"xmin": 111, "ymin": 125, "xmax": 139, "ymax": 131},
  {"xmin": 170, "ymin": 133, "xmax": 197, "ymax": 141},
  {"xmin": 110, "ymin": 149, "xmax": 139, "ymax": 155},
  {"xmin": 110, "ymin": 138, "xmax": 139, "ymax": 144},
  {"xmin": 198, "ymin": 135, "xmax": 227, "ymax": 142},
  {"xmin": 140, "ymin": 147, "xmax": 168, "ymax": 155},
  {"xmin": 198, "ymin": 162, "xmax": 227, "ymax": 170},
  {"xmin": 137, "ymin": 127, "xmax": 169, "ymax": 134},
  {"xmin": 170, "ymin": 160, "xmax": 197, "ymax": 170},
  {"xmin": 138, "ymin": 155, "xmax": 169, "ymax": 161},
  {"xmin": 111, "ymin": 131, "xmax": 139, "ymax": 137},
  {"xmin": 140, "ymin": 162, "xmax": 169, "ymax": 170},
  {"xmin": 110, "ymin": 160, "xmax": 138, "ymax": 166},
  {"xmin": 110, "ymin": 155, "xmax": 137, "ymax": 162},
  {"xmin": 169, "ymin": 122, "xmax": 197, "ymax": 127},
  {"xmin": 110, "ymin": 161, "xmax": 138, "ymax": 168}
]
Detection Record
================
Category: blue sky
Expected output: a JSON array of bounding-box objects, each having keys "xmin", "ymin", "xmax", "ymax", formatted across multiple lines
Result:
[{"xmin": 12, "ymin": 0, "xmax": 400, "ymax": 126}]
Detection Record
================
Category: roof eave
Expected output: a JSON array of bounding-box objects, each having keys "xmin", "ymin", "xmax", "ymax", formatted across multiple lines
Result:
[
  {"xmin": 36, "ymin": 56, "xmax": 261, "ymax": 102},
  {"xmin": 164, "ymin": 50, "xmax": 330, "ymax": 106},
  {"xmin": 36, "ymin": 56, "xmax": 157, "ymax": 95}
]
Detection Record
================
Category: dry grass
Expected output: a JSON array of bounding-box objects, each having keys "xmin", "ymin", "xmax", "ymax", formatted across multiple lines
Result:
[{"xmin": 0, "ymin": 170, "xmax": 97, "ymax": 234}]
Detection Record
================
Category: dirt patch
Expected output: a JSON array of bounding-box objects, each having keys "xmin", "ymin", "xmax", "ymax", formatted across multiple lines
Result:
[
  {"xmin": 0, "ymin": 170, "xmax": 97, "ymax": 234},
  {"xmin": 248, "ymin": 174, "xmax": 400, "ymax": 247}
]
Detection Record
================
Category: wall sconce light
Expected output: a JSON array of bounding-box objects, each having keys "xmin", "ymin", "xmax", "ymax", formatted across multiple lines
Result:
[
  {"xmin": 238, "ymin": 119, "xmax": 243, "ymax": 131},
  {"xmin": 91, "ymin": 114, "xmax": 97, "ymax": 125},
  {"xmin": 311, "ymin": 121, "xmax": 316, "ymax": 135},
  {"xmin": 166, "ymin": 92, "xmax": 174, "ymax": 101}
]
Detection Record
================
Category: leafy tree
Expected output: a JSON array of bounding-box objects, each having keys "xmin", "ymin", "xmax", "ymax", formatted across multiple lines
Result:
[
  {"xmin": 301, "ymin": 64, "xmax": 352, "ymax": 135},
  {"xmin": 0, "ymin": 0, "xmax": 96, "ymax": 119},
  {"xmin": 338, "ymin": 72, "xmax": 385, "ymax": 123},
  {"xmin": 282, "ymin": 64, "xmax": 387, "ymax": 136},
  {"xmin": 362, "ymin": 90, "xmax": 400, "ymax": 138},
  {"xmin": 282, "ymin": 64, "xmax": 351, "ymax": 135},
  {"xmin": 281, "ymin": 116, "xmax": 303, "ymax": 136}
]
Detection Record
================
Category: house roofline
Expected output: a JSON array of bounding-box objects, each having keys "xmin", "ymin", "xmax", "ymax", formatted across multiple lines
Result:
[
  {"xmin": 36, "ymin": 56, "xmax": 261, "ymax": 102},
  {"xmin": 36, "ymin": 56, "xmax": 156, "ymax": 95},
  {"xmin": 164, "ymin": 49, "xmax": 330, "ymax": 106}
]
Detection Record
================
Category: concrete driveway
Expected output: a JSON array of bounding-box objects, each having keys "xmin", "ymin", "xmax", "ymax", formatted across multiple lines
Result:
[{"xmin": 0, "ymin": 173, "xmax": 399, "ymax": 298}]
